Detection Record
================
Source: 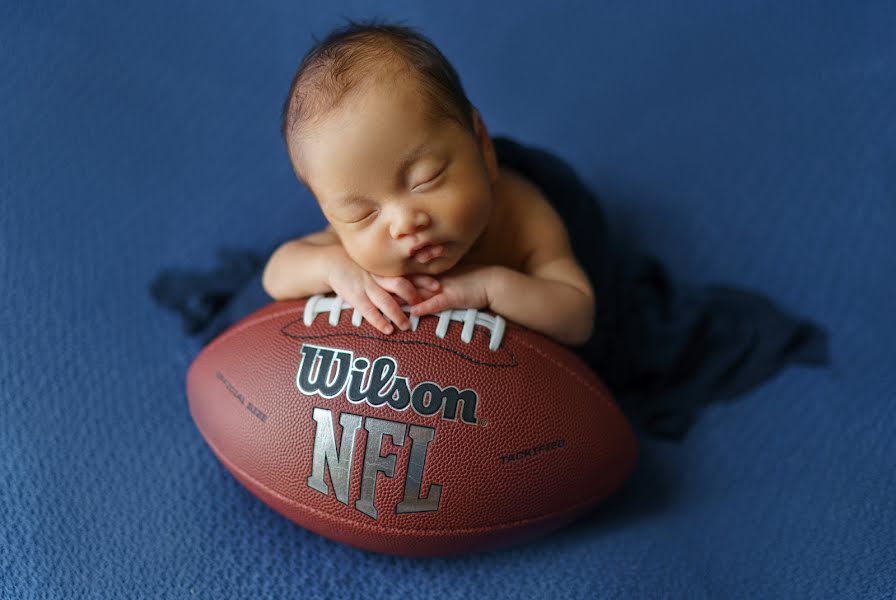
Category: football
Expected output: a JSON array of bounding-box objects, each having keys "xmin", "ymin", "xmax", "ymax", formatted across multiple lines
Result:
[{"xmin": 186, "ymin": 294, "xmax": 638, "ymax": 557}]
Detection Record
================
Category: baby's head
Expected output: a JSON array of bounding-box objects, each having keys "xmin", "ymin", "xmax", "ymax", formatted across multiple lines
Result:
[{"xmin": 280, "ymin": 19, "xmax": 500, "ymax": 277}]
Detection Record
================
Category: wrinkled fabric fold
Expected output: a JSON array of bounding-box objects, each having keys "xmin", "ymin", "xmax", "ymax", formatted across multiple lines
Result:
[
  {"xmin": 149, "ymin": 246, "xmax": 271, "ymax": 342},
  {"xmin": 149, "ymin": 135, "xmax": 831, "ymax": 440}
]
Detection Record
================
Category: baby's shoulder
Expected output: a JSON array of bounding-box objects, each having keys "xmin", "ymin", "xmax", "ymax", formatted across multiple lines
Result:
[
  {"xmin": 496, "ymin": 166, "xmax": 566, "ymax": 235},
  {"xmin": 496, "ymin": 166, "xmax": 549, "ymax": 212},
  {"xmin": 492, "ymin": 166, "xmax": 569, "ymax": 268}
]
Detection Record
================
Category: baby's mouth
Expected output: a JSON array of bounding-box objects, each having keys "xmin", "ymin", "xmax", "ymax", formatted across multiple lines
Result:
[{"xmin": 412, "ymin": 243, "xmax": 446, "ymax": 264}]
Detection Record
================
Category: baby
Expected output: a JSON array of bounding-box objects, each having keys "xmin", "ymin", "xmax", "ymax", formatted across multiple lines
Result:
[{"xmin": 263, "ymin": 21, "xmax": 595, "ymax": 347}]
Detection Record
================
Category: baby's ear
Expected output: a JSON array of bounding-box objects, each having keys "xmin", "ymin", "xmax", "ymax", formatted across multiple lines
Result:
[{"xmin": 472, "ymin": 109, "xmax": 499, "ymax": 185}]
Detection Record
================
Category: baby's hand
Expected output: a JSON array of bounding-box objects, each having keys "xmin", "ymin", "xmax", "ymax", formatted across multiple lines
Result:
[
  {"xmin": 327, "ymin": 258, "xmax": 441, "ymax": 334},
  {"xmin": 409, "ymin": 265, "xmax": 493, "ymax": 317}
]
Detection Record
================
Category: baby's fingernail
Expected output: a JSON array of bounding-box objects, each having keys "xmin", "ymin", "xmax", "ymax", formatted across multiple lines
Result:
[
  {"xmin": 384, "ymin": 324, "xmax": 393, "ymax": 334},
  {"xmin": 428, "ymin": 281, "xmax": 440, "ymax": 289}
]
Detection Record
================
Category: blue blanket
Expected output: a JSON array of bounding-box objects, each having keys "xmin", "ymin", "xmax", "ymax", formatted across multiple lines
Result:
[{"xmin": 3, "ymin": 1, "xmax": 893, "ymax": 598}]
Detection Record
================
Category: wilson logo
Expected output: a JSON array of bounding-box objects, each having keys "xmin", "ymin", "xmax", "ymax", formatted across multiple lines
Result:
[{"xmin": 295, "ymin": 344, "xmax": 480, "ymax": 425}]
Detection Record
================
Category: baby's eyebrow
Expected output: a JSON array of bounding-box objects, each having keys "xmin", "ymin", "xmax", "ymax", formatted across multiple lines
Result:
[{"xmin": 332, "ymin": 194, "xmax": 372, "ymax": 209}]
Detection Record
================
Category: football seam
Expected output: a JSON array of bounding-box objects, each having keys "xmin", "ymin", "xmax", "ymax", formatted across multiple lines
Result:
[
  {"xmin": 198, "ymin": 303, "xmax": 615, "ymax": 415},
  {"xmin": 198, "ymin": 423, "xmax": 613, "ymax": 537},
  {"xmin": 203, "ymin": 304, "xmax": 518, "ymax": 367}
]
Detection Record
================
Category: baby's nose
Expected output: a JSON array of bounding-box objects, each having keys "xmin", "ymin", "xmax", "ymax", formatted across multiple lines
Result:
[{"xmin": 389, "ymin": 206, "xmax": 431, "ymax": 238}]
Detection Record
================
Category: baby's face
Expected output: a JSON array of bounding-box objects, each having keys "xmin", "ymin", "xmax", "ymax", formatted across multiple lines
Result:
[{"xmin": 290, "ymin": 77, "xmax": 499, "ymax": 278}]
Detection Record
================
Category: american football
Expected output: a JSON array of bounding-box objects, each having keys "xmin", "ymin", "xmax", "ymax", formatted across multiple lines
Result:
[{"xmin": 186, "ymin": 294, "xmax": 638, "ymax": 557}]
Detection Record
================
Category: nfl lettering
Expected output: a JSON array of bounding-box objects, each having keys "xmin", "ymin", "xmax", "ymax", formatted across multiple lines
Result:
[{"xmin": 297, "ymin": 344, "xmax": 479, "ymax": 520}]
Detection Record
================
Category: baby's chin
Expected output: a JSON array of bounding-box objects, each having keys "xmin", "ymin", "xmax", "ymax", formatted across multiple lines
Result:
[{"xmin": 368, "ymin": 255, "xmax": 458, "ymax": 278}]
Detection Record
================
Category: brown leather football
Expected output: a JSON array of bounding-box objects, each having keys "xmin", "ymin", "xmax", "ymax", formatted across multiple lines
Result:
[{"xmin": 186, "ymin": 294, "xmax": 638, "ymax": 557}]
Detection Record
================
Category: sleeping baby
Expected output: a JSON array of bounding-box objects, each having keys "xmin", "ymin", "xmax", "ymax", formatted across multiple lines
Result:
[
  {"xmin": 150, "ymin": 18, "xmax": 828, "ymax": 440},
  {"xmin": 263, "ymin": 23, "xmax": 595, "ymax": 347}
]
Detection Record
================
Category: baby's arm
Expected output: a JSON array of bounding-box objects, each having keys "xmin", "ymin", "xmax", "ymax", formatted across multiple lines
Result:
[
  {"xmin": 489, "ymin": 192, "xmax": 594, "ymax": 346},
  {"xmin": 261, "ymin": 226, "xmax": 344, "ymax": 300},
  {"xmin": 487, "ymin": 262, "xmax": 594, "ymax": 347},
  {"xmin": 485, "ymin": 192, "xmax": 594, "ymax": 347}
]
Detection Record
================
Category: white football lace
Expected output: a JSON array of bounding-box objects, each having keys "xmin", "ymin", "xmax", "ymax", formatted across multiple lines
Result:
[{"xmin": 302, "ymin": 294, "xmax": 506, "ymax": 351}]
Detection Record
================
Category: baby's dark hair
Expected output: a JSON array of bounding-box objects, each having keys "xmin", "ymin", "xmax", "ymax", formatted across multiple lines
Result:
[{"xmin": 280, "ymin": 18, "xmax": 476, "ymax": 176}]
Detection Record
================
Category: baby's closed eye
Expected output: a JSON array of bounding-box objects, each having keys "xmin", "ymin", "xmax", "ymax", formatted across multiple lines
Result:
[{"xmin": 411, "ymin": 166, "xmax": 445, "ymax": 191}]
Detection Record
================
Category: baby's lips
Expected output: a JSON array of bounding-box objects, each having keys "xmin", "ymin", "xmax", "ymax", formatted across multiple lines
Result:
[{"xmin": 414, "ymin": 244, "xmax": 444, "ymax": 263}]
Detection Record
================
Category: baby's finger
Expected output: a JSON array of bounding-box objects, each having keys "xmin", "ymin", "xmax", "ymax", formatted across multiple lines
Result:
[
  {"xmin": 414, "ymin": 287, "xmax": 441, "ymax": 301},
  {"xmin": 349, "ymin": 294, "xmax": 395, "ymax": 335},
  {"xmin": 410, "ymin": 294, "xmax": 447, "ymax": 317},
  {"xmin": 410, "ymin": 275, "xmax": 441, "ymax": 292},
  {"xmin": 371, "ymin": 274, "xmax": 421, "ymax": 306},
  {"xmin": 367, "ymin": 285, "xmax": 411, "ymax": 331}
]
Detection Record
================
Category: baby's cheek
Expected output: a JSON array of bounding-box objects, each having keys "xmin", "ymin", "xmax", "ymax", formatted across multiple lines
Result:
[
  {"xmin": 346, "ymin": 240, "xmax": 399, "ymax": 275},
  {"xmin": 461, "ymin": 196, "xmax": 494, "ymax": 246}
]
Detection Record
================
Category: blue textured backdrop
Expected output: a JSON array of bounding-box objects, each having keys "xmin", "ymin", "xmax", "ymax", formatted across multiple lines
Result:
[{"xmin": 2, "ymin": 1, "xmax": 894, "ymax": 598}]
